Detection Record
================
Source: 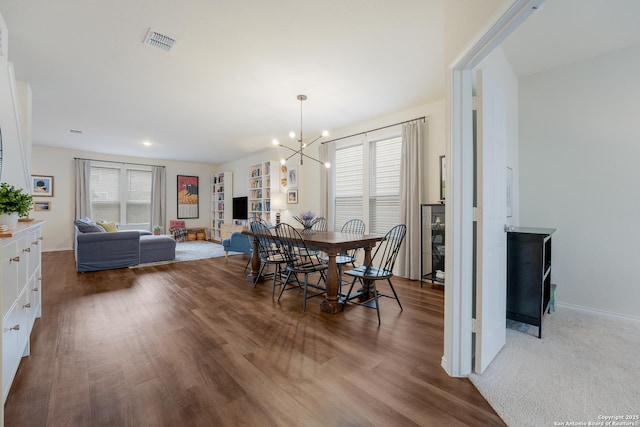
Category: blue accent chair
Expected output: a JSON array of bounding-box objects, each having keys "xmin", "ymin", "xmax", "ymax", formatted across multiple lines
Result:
[{"xmin": 222, "ymin": 231, "xmax": 252, "ymax": 257}]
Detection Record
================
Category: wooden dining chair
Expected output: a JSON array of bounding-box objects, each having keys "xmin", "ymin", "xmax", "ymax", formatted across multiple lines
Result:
[
  {"xmin": 250, "ymin": 220, "xmax": 288, "ymax": 296},
  {"xmin": 312, "ymin": 217, "xmax": 328, "ymax": 231},
  {"xmin": 296, "ymin": 217, "xmax": 327, "ymax": 257},
  {"xmin": 343, "ymin": 224, "xmax": 406, "ymax": 325},
  {"xmin": 275, "ymin": 223, "xmax": 328, "ymax": 311}
]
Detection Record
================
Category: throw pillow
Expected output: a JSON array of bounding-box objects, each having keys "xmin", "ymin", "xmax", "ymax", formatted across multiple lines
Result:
[
  {"xmin": 171, "ymin": 227, "xmax": 188, "ymax": 242},
  {"xmin": 75, "ymin": 218, "xmax": 105, "ymax": 233},
  {"xmin": 97, "ymin": 220, "xmax": 118, "ymax": 232},
  {"xmin": 170, "ymin": 220, "xmax": 186, "ymax": 229}
]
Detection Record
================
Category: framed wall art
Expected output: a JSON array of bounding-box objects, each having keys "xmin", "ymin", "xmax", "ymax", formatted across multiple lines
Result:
[
  {"xmin": 287, "ymin": 166, "xmax": 298, "ymax": 188},
  {"xmin": 32, "ymin": 175, "xmax": 54, "ymax": 197},
  {"xmin": 33, "ymin": 201, "xmax": 51, "ymax": 211},
  {"xmin": 287, "ymin": 189, "xmax": 298, "ymax": 204},
  {"xmin": 177, "ymin": 175, "xmax": 199, "ymax": 219}
]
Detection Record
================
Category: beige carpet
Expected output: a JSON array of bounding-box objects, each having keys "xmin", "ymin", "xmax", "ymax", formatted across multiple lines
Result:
[{"xmin": 470, "ymin": 305, "xmax": 640, "ymax": 426}]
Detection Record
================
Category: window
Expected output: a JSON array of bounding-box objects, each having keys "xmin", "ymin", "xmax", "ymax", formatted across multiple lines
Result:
[
  {"xmin": 369, "ymin": 137, "xmax": 401, "ymax": 234},
  {"xmin": 334, "ymin": 144, "xmax": 363, "ymax": 228},
  {"xmin": 332, "ymin": 136, "xmax": 402, "ymax": 233},
  {"xmin": 90, "ymin": 162, "xmax": 152, "ymax": 226}
]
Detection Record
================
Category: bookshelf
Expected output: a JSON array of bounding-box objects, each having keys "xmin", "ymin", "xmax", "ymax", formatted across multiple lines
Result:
[
  {"xmin": 211, "ymin": 171, "xmax": 232, "ymax": 242},
  {"xmin": 248, "ymin": 161, "xmax": 277, "ymax": 224}
]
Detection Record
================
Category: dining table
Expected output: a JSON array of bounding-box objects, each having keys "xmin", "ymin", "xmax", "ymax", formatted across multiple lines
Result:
[{"xmin": 244, "ymin": 228, "xmax": 385, "ymax": 313}]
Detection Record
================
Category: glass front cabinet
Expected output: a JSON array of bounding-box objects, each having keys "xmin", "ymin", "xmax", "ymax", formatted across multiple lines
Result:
[{"xmin": 420, "ymin": 203, "xmax": 445, "ymax": 286}]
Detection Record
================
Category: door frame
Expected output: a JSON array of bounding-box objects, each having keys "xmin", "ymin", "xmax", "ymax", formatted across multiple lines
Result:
[{"xmin": 442, "ymin": 0, "xmax": 545, "ymax": 377}]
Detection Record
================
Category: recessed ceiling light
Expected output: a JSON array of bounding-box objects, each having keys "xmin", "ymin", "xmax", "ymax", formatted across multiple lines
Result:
[
  {"xmin": 69, "ymin": 129, "xmax": 82, "ymax": 134},
  {"xmin": 143, "ymin": 141, "xmax": 152, "ymax": 146}
]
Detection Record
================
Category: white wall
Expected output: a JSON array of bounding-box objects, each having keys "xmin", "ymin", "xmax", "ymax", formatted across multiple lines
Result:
[
  {"xmin": 0, "ymin": 11, "xmax": 30, "ymax": 190},
  {"xmin": 519, "ymin": 44, "xmax": 640, "ymax": 319},
  {"xmin": 31, "ymin": 146, "xmax": 216, "ymax": 252},
  {"xmin": 216, "ymin": 100, "xmax": 447, "ymax": 226},
  {"xmin": 474, "ymin": 45, "xmax": 520, "ymax": 226},
  {"xmin": 30, "ymin": 99, "xmax": 445, "ymax": 252}
]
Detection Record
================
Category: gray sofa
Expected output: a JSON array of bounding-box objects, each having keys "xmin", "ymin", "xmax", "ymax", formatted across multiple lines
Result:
[{"xmin": 74, "ymin": 218, "xmax": 176, "ymax": 272}]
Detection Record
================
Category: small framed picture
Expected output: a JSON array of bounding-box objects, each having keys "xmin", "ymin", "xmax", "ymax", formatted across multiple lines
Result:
[
  {"xmin": 287, "ymin": 189, "xmax": 298, "ymax": 204},
  {"xmin": 34, "ymin": 201, "xmax": 51, "ymax": 212},
  {"xmin": 287, "ymin": 166, "xmax": 298, "ymax": 188},
  {"xmin": 32, "ymin": 175, "xmax": 54, "ymax": 197}
]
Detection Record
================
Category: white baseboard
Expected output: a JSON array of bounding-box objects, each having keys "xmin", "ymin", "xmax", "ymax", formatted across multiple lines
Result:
[{"xmin": 556, "ymin": 302, "xmax": 640, "ymax": 322}]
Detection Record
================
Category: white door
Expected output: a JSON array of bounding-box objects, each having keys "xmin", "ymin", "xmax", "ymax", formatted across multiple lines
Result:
[{"xmin": 474, "ymin": 69, "xmax": 507, "ymax": 374}]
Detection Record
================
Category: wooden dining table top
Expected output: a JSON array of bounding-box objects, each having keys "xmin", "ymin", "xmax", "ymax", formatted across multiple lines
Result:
[
  {"xmin": 243, "ymin": 227, "xmax": 384, "ymax": 252},
  {"xmin": 293, "ymin": 230, "xmax": 384, "ymax": 252}
]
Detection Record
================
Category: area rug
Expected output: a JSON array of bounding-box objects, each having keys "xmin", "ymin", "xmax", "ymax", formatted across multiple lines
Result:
[
  {"xmin": 469, "ymin": 305, "xmax": 640, "ymax": 426},
  {"xmin": 131, "ymin": 240, "xmax": 244, "ymax": 268}
]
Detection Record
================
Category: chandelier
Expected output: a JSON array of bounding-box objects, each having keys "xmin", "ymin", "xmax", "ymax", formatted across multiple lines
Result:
[{"xmin": 271, "ymin": 94, "xmax": 331, "ymax": 168}]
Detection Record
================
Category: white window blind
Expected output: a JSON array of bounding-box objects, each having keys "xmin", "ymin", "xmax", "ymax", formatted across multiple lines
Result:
[
  {"xmin": 90, "ymin": 163, "xmax": 152, "ymax": 226},
  {"xmin": 91, "ymin": 166, "xmax": 121, "ymax": 222},
  {"xmin": 331, "ymin": 135, "xmax": 402, "ymax": 234},
  {"xmin": 369, "ymin": 137, "xmax": 401, "ymax": 234},
  {"xmin": 334, "ymin": 144, "xmax": 363, "ymax": 230},
  {"xmin": 126, "ymin": 169, "xmax": 152, "ymax": 224}
]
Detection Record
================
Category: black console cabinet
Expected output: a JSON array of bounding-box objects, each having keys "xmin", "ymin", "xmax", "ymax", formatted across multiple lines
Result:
[
  {"xmin": 420, "ymin": 204, "xmax": 445, "ymax": 286},
  {"xmin": 506, "ymin": 227, "xmax": 555, "ymax": 338}
]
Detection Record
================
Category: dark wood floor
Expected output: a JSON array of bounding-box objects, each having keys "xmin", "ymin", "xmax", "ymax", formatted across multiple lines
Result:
[{"xmin": 5, "ymin": 251, "xmax": 504, "ymax": 426}]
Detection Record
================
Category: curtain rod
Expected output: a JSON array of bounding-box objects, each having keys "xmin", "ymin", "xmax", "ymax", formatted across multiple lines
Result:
[
  {"xmin": 74, "ymin": 157, "xmax": 165, "ymax": 168},
  {"xmin": 320, "ymin": 116, "xmax": 426, "ymax": 145}
]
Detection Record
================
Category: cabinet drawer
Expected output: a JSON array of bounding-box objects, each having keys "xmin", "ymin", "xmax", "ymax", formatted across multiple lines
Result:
[
  {"xmin": 3, "ymin": 303, "xmax": 22, "ymax": 402},
  {"xmin": 30, "ymin": 266, "xmax": 43, "ymax": 323},
  {"xmin": 2, "ymin": 240, "xmax": 19, "ymax": 317},
  {"xmin": 29, "ymin": 228, "xmax": 42, "ymax": 277}
]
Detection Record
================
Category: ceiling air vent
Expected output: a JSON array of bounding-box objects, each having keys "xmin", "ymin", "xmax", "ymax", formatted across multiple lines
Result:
[{"xmin": 143, "ymin": 28, "xmax": 177, "ymax": 52}]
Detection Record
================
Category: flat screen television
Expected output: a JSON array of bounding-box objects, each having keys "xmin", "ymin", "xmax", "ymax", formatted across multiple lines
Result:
[{"xmin": 232, "ymin": 196, "xmax": 248, "ymax": 220}]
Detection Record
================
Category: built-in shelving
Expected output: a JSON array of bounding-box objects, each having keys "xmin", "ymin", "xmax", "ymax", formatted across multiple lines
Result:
[
  {"xmin": 248, "ymin": 161, "xmax": 277, "ymax": 223},
  {"xmin": 211, "ymin": 171, "xmax": 232, "ymax": 242}
]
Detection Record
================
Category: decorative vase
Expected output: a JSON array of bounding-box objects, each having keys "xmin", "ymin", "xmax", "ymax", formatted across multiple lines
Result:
[{"xmin": 0, "ymin": 212, "xmax": 19, "ymax": 230}]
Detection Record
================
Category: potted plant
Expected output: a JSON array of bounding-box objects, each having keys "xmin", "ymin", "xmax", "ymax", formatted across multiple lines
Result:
[
  {"xmin": 292, "ymin": 210, "xmax": 320, "ymax": 230},
  {"xmin": 0, "ymin": 182, "xmax": 33, "ymax": 229},
  {"xmin": 152, "ymin": 225, "xmax": 162, "ymax": 235}
]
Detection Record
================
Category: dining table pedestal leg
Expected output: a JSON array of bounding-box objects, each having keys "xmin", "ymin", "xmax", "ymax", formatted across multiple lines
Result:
[
  {"xmin": 247, "ymin": 236, "xmax": 261, "ymax": 282},
  {"xmin": 320, "ymin": 251, "xmax": 343, "ymax": 313}
]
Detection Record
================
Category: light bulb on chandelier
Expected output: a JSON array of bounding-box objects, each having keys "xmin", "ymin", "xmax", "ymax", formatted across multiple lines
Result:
[{"xmin": 271, "ymin": 94, "xmax": 331, "ymax": 169}]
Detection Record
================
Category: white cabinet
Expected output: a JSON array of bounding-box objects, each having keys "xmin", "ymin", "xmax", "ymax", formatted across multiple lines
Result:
[
  {"xmin": 211, "ymin": 171, "xmax": 232, "ymax": 242},
  {"xmin": 248, "ymin": 161, "xmax": 277, "ymax": 223},
  {"xmin": 1, "ymin": 221, "xmax": 44, "ymax": 403}
]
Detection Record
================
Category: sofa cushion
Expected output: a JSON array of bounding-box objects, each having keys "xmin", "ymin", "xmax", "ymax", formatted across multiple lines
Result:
[
  {"xmin": 75, "ymin": 218, "xmax": 104, "ymax": 233},
  {"xmin": 97, "ymin": 220, "xmax": 118, "ymax": 232},
  {"xmin": 140, "ymin": 235, "xmax": 176, "ymax": 264}
]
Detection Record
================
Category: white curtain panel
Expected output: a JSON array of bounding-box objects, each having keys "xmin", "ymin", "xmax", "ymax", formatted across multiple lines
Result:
[
  {"xmin": 74, "ymin": 158, "xmax": 92, "ymax": 220},
  {"xmin": 399, "ymin": 121, "xmax": 427, "ymax": 280},
  {"xmin": 319, "ymin": 143, "xmax": 334, "ymax": 226},
  {"xmin": 150, "ymin": 165, "xmax": 166, "ymax": 232}
]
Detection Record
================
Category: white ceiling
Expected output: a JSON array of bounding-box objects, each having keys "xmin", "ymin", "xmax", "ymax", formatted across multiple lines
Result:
[
  {"xmin": 0, "ymin": 0, "xmax": 445, "ymax": 164},
  {"xmin": 1, "ymin": 0, "xmax": 638, "ymax": 165},
  {"xmin": 501, "ymin": 0, "xmax": 640, "ymax": 77}
]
